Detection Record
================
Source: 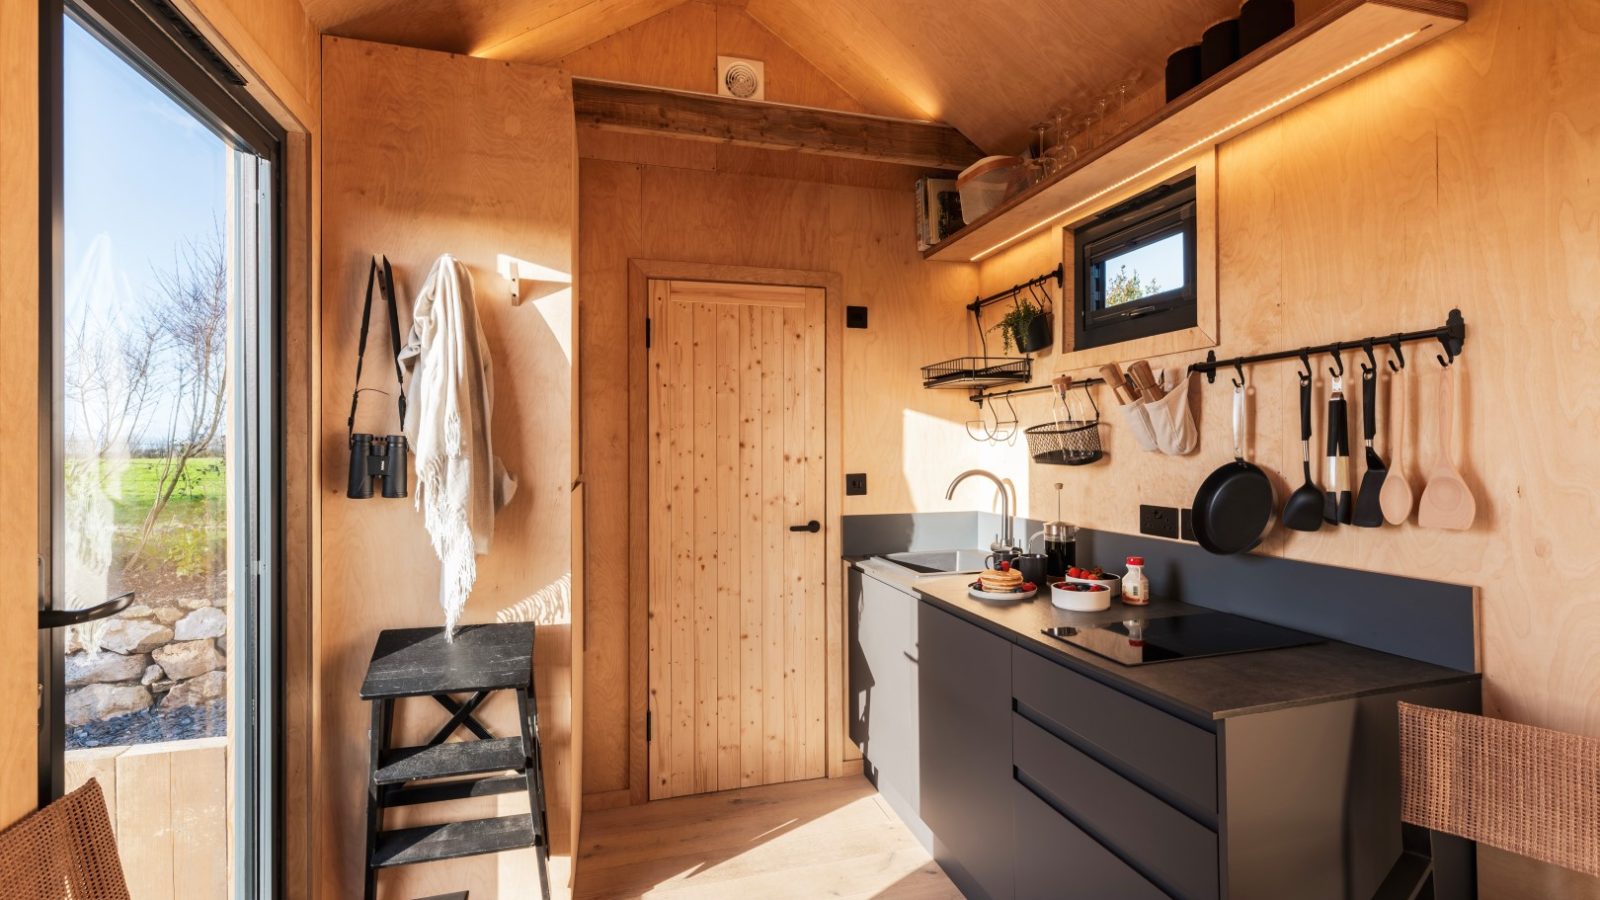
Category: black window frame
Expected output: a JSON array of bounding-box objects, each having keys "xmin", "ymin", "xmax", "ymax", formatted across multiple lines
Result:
[
  {"xmin": 1072, "ymin": 172, "xmax": 1199, "ymax": 350},
  {"xmin": 39, "ymin": 0, "xmax": 285, "ymax": 895}
]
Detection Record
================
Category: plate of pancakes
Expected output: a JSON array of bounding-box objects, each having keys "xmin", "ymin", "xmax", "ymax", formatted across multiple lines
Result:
[{"xmin": 969, "ymin": 564, "xmax": 1038, "ymax": 602}]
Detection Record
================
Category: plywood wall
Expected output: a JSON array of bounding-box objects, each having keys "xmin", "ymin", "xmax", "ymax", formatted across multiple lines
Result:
[
  {"xmin": 554, "ymin": 0, "xmax": 880, "ymax": 115},
  {"xmin": 0, "ymin": 0, "xmax": 41, "ymax": 831},
  {"xmin": 979, "ymin": 0, "xmax": 1600, "ymax": 895},
  {"xmin": 567, "ymin": 0, "xmax": 1047, "ymax": 802},
  {"xmin": 319, "ymin": 36, "xmax": 579, "ymax": 899}
]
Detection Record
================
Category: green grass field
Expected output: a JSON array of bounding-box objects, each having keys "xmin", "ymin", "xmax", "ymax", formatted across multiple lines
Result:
[{"xmin": 67, "ymin": 456, "xmax": 227, "ymax": 581}]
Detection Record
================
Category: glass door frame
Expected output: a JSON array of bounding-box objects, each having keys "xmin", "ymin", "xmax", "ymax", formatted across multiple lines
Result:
[{"xmin": 38, "ymin": 0, "xmax": 286, "ymax": 893}]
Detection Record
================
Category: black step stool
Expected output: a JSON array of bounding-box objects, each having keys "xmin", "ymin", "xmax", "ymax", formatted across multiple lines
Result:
[{"xmin": 360, "ymin": 623, "xmax": 550, "ymax": 900}]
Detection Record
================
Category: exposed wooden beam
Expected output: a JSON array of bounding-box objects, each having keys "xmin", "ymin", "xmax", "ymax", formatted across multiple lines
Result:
[{"xmin": 572, "ymin": 78, "xmax": 982, "ymax": 170}]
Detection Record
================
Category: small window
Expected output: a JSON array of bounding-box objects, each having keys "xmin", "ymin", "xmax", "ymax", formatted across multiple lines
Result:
[{"xmin": 1073, "ymin": 173, "xmax": 1198, "ymax": 350}]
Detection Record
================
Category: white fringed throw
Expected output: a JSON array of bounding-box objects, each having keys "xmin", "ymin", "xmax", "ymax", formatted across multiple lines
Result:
[{"xmin": 399, "ymin": 254, "xmax": 517, "ymax": 635}]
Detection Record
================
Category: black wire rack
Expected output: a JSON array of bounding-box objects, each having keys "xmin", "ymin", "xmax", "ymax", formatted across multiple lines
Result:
[{"xmin": 921, "ymin": 356, "xmax": 1033, "ymax": 390}]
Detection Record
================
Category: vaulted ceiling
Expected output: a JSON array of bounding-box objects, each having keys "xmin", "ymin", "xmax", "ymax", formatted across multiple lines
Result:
[{"xmin": 305, "ymin": 0, "xmax": 1247, "ymax": 152}]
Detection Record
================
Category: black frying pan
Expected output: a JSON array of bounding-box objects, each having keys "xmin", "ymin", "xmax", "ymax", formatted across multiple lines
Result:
[{"xmin": 1192, "ymin": 382, "xmax": 1275, "ymax": 554}]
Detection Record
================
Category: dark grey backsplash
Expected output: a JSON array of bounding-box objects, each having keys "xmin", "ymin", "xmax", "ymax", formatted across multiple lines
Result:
[
  {"xmin": 841, "ymin": 511, "xmax": 1046, "ymax": 556},
  {"xmin": 843, "ymin": 514, "xmax": 1477, "ymax": 673}
]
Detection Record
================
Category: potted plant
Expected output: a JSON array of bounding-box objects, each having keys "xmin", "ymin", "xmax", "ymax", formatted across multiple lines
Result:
[{"xmin": 992, "ymin": 297, "xmax": 1052, "ymax": 354}]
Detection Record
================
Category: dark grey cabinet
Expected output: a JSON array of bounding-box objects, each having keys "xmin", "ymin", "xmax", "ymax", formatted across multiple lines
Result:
[
  {"xmin": 847, "ymin": 570, "xmax": 922, "ymax": 837},
  {"xmin": 1011, "ymin": 780, "xmax": 1167, "ymax": 900},
  {"xmin": 918, "ymin": 602, "xmax": 1013, "ymax": 900},
  {"xmin": 851, "ymin": 578, "xmax": 1481, "ymax": 900}
]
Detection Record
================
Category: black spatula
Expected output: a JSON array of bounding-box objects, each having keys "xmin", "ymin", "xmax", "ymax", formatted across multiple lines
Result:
[{"xmin": 1353, "ymin": 365, "xmax": 1388, "ymax": 527}]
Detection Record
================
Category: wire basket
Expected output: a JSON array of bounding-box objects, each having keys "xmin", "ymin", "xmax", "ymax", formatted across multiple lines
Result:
[
  {"xmin": 1025, "ymin": 381, "xmax": 1103, "ymax": 465},
  {"xmin": 1025, "ymin": 421, "xmax": 1103, "ymax": 465}
]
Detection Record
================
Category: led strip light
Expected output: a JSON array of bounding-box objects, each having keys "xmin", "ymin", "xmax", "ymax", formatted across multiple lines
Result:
[{"xmin": 968, "ymin": 29, "xmax": 1424, "ymax": 262}]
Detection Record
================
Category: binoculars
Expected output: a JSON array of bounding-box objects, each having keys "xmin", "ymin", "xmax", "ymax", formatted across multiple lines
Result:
[{"xmin": 348, "ymin": 433, "xmax": 408, "ymax": 499}]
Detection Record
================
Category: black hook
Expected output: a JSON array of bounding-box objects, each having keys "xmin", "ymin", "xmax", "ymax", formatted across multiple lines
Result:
[
  {"xmin": 1387, "ymin": 334, "xmax": 1405, "ymax": 372},
  {"xmin": 1360, "ymin": 338, "xmax": 1377, "ymax": 378},
  {"xmin": 1232, "ymin": 360, "xmax": 1246, "ymax": 388},
  {"xmin": 1437, "ymin": 331, "xmax": 1458, "ymax": 367},
  {"xmin": 1328, "ymin": 342, "xmax": 1344, "ymax": 379},
  {"xmin": 1297, "ymin": 350, "xmax": 1312, "ymax": 385}
]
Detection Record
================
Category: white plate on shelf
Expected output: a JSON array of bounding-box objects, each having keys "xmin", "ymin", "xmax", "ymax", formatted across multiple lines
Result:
[{"xmin": 968, "ymin": 584, "xmax": 1038, "ymax": 602}]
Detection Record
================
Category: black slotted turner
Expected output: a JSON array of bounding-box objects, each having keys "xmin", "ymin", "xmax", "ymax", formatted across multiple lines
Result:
[{"xmin": 1353, "ymin": 365, "xmax": 1388, "ymax": 527}]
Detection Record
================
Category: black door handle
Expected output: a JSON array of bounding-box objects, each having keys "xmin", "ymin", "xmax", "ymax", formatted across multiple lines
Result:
[
  {"xmin": 789, "ymin": 520, "xmax": 821, "ymax": 533},
  {"xmin": 38, "ymin": 592, "xmax": 135, "ymax": 629}
]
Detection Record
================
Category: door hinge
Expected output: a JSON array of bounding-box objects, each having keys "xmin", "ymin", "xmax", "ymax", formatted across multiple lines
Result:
[
  {"xmin": 646, "ymin": 710, "xmax": 652, "ymax": 741},
  {"xmin": 645, "ymin": 317, "xmax": 653, "ymax": 349}
]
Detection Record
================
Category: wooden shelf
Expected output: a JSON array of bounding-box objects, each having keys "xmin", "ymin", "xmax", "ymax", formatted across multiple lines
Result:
[{"xmin": 924, "ymin": 0, "xmax": 1467, "ymax": 262}]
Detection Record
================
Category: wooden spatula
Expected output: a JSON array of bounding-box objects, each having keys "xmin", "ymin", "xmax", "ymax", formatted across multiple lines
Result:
[
  {"xmin": 1418, "ymin": 362, "xmax": 1476, "ymax": 530},
  {"xmin": 1379, "ymin": 365, "xmax": 1415, "ymax": 524}
]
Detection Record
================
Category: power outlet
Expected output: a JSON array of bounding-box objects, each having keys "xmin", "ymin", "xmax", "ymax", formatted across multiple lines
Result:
[
  {"xmin": 845, "ymin": 473, "xmax": 868, "ymax": 496},
  {"xmin": 846, "ymin": 306, "xmax": 869, "ymax": 329},
  {"xmin": 1180, "ymin": 508, "xmax": 1196, "ymax": 542},
  {"xmin": 1139, "ymin": 504, "xmax": 1180, "ymax": 539}
]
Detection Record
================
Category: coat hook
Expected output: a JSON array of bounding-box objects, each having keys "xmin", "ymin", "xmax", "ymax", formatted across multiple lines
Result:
[
  {"xmin": 1387, "ymin": 334, "xmax": 1406, "ymax": 372},
  {"xmin": 1297, "ymin": 349, "xmax": 1312, "ymax": 385},
  {"xmin": 1360, "ymin": 338, "xmax": 1377, "ymax": 378},
  {"xmin": 1232, "ymin": 360, "xmax": 1246, "ymax": 388},
  {"xmin": 1328, "ymin": 342, "xmax": 1344, "ymax": 379}
]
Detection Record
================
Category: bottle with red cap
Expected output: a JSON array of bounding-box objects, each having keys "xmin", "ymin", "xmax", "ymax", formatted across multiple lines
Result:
[{"xmin": 1124, "ymin": 555, "xmax": 1149, "ymax": 606}]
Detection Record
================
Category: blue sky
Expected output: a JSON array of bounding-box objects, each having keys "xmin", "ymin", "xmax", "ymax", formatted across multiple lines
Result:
[
  {"xmin": 1107, "ymin": 232, "xmax": 1186, "ymax": 296},
  {"xmin": 63, "ymin": 17, "xmax": 228, "ymax": 448},
  {"xmin": 64, "ymin": 16, "xmax": 226, "ymax": 310}
]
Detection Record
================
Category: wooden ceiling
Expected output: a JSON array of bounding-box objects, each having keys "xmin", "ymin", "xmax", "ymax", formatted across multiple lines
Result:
[{"xmin": 305, "ymin": 0, "xmax": 1247, "ymax": 152}]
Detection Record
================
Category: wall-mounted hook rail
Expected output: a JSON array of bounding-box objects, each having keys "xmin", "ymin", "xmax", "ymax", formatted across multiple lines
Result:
[
  {"xmin": 969, "ymin": 375, "xmax": 1107, "ymax": 406},
  {"xmin": 1193, "ymin": 309, "xmax": 1466, "ymax": 384},
  {"xmin": 965, "ymin": 264, "xmax": 1063, "ymax": 313}
]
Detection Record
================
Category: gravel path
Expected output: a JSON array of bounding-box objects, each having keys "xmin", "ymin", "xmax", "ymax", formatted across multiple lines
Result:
[{"xmin": 67, "ymin": 699, "xmax": 227, "ymax": 749}]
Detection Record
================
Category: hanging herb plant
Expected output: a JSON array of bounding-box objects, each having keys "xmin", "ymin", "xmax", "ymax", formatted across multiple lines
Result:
[{"xmin": 991, "ymin": 294, "xmax": 1052, "ymax": 354}]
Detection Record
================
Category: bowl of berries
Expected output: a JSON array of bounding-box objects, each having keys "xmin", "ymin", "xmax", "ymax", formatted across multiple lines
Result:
[
  {"xmin": 1060, "ymin": 565, "xmax": 1121, "ymax": 598},
  {"xmin": 1050, "ymin": 580, "xmax": 1112, "ymax": 612}
]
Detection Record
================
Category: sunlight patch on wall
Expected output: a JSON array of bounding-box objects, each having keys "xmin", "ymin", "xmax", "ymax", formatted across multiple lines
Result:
[{"xmin": 901, "ymin": 408, "xmax": 1031, "ymax": 517}]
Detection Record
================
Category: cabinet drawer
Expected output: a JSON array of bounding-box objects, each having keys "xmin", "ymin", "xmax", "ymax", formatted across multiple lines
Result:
[
  {"xmin": 1012, "ymin": 780, "xmax": 1167, "ymax": 900},
  {"xmin": 1014, "ymin": 714, "xmax": 1218, "ymax": 900},
  {"xmin": 1012, "ymin": 645, "xmax": 1217, "ymax": 818}
]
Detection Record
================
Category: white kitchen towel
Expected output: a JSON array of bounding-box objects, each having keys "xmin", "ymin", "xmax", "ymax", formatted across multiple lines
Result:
[{"xmin": 399, "ymin": 254, "xmax": 517, "ymax": 636}]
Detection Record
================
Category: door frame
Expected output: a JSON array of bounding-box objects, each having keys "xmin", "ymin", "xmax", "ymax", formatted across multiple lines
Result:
[{"xmin": 622, "ymin": 260, "xmax": 846, "ymax": 807}]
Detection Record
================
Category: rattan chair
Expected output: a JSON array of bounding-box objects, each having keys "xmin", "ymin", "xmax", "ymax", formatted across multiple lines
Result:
[
  {"xmin": 0, "ymin": 778, "xmax": 129, "ymax": 900},
  {"xmin": 1401, "ymin": 701, "xmax": 1600, "ymax": 878}
]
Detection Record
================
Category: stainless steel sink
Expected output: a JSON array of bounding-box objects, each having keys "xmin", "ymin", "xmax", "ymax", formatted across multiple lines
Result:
[{"xmin": 880, "ymin": 549, "xmax": 991, "ymax": 575}]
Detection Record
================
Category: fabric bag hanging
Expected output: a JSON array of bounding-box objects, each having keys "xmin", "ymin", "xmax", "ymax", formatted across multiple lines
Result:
[
  {"xmin": 1145, "ymin": 369, "xmax": 1199, "ymax": 455},
  {"xmin": 1121, "ymin": 400, "xmax": 1161, "ymax": 452}
]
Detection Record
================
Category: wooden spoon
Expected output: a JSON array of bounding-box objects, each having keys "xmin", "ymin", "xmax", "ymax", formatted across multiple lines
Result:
[
  {"xmin": 1418, "ymin": 362, "xmax": 1476, "ymax": 530},
  {"xmin": 1378, "ymin": 365, "xmax": 1415, "ymax": 524}
]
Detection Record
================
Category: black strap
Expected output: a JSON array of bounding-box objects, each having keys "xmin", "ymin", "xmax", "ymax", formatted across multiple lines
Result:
[{"xmin": 346, "ymin": 255, "xmax": 407, "ymax": 438}]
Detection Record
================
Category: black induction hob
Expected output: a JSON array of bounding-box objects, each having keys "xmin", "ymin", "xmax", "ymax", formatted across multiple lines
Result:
[{"xmin": 1041, "ymin": 609, "xmax": 1322, "ymax": 666}]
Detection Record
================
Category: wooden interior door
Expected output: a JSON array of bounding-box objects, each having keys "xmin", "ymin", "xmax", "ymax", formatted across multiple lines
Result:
[{"xmin": 648, "ymin": 278, "xmax": 827, "ymax": 800}]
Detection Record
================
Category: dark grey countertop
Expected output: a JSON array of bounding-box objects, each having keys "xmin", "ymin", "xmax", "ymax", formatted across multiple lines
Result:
[{"xmin": 858, "ymin": 564, "xmax": 1480, "ymax": 728}]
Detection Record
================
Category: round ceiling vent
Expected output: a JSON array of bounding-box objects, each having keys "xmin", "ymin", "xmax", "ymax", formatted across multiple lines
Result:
[{"xmin": 723, "ymin": 62, "xmax": 760, "ymax": 99}]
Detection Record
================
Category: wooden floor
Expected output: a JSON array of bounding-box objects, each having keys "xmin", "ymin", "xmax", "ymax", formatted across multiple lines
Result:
[{"xmin": 575, "ymin": 776, "xmax": 960, "ymax": 899}]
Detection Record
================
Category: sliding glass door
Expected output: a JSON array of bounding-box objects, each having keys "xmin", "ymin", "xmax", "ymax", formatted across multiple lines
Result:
[{"xmin": 40, "ymin": 1, "xmax": 280, "ymax": 895}]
